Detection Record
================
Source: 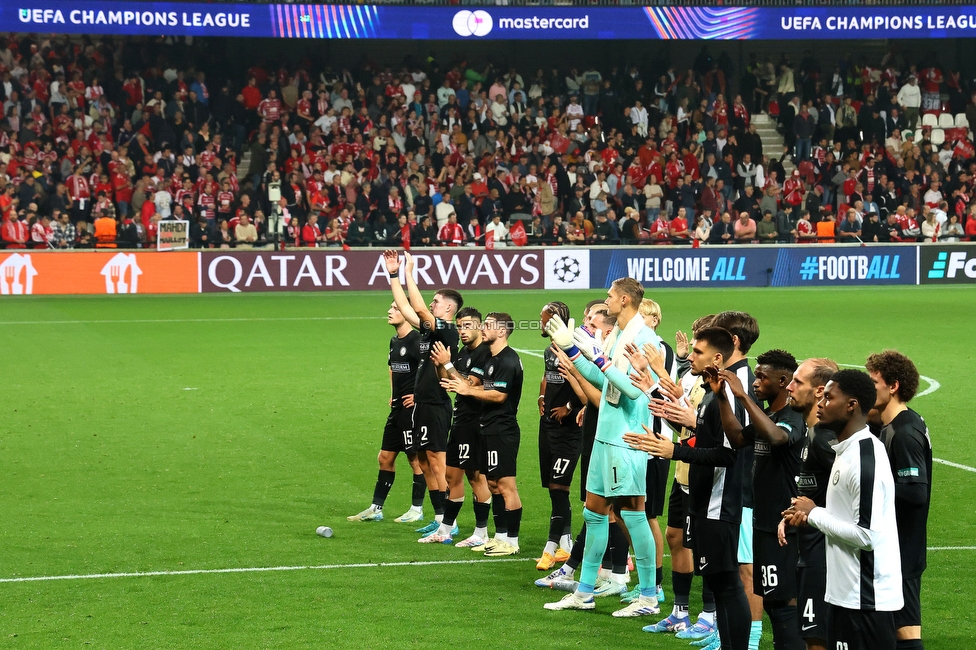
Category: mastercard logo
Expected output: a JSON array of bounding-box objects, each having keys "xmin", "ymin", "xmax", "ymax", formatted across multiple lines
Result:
[{"xmin": 453, "ymin": 10, "xmax": 493, "ymax": 37}]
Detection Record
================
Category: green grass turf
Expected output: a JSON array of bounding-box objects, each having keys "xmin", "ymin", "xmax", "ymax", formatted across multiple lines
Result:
[{"xmin": 0, "ymin": 287, "xmax": 974, "ymax": 649}]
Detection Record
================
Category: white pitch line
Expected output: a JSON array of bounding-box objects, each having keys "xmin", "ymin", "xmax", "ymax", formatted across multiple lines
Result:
[
  {"xmin": 0, "ymin": 316, "xmax": 379, "ymax": 326},
  {"xmin": 513, "ymin": 348, "xmax": 545, "ymax": 359},
  {"xmin": 3, "ymin": 545, "xmax": 973, "ymax": 586},
  {"xmin": 934, "ymin": 458, "xmax": 976, "ymax": 474},
  {"xmin": 0, "ymin": 557, "xmax": 533, "ymax": 584}
]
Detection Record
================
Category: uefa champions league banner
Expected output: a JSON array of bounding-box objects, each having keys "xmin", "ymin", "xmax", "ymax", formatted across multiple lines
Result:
[
  {"xmin": 589, "ymin": 245, "xmax": 917, "ymax": 289},
  {"xmin": 10, "ymin": 1, "xmax": 976, "ymax": 39}
]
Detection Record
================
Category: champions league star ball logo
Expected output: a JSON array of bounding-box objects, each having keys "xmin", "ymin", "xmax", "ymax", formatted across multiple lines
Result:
[
  {"xmin": 552, "ymin": 256, "xmax": 581, "ymax": 284},
  {"xmin": 453, "ymin": 10, "xmax": 493, "ymax": 37}
]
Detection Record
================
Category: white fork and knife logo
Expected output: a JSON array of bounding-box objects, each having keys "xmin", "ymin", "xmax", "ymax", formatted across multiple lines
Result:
[
  {"xmin": 100, "ymin": 253, "xmax": 143, "ymax": 294},
  {"xmin": 0, "ymin": 254, "xmax": 39, "ymax": 295}
]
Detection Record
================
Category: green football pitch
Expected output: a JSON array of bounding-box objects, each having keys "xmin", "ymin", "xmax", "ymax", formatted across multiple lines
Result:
[{"xmin": 1, "ymin": 287, "xmax": 974, "ymax": 649}]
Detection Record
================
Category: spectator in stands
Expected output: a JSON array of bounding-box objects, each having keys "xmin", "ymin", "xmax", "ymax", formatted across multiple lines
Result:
[
  {"xmin": 921, "ymin": 211, "xmax": 940, "ymax": 242},
  {"xmin": 94, "ymin": 211, "xmax": 117, "ymax": 248},
  {"xmin": 817, "ymin": 212, "xmax": 837, "ymax": 243},
  {"xmin": 942, "ymin": 214, "xmax": 964, "ymax": 241},
  {"xmin": 670, "ymin": 207, "xmax": 691, "ymax": 243},
  {"xmin": 235, "ymin": 214, "xmax": 258, "ymax": 249},
  {"xmin": 796, "ymin": 210, "xmax": 816, "ymax": 242},
  {"xmin": 734, "ymin": 211, "xmax": 757, "ymax": 243},
  {"xmin": 438, "ymin": 212, "xmax": 464, "ymax": 247},
  {"xmin": 838, "ymin": 209, "xmax": 863, "ymax": 242},
  {"xmin": 485, "ymin": 213, "xmax": 509, "ymax": 247},
  {"xmin": 411, "ymin": 215, "xmax": 437, "ymax": 247},
  {"xmin": 861, "ymin": 212, "xmax": 885, "ymax": 243},
  {"xmin": 756, "ymin": 210, "xmax": 778, "ymax": 243},
  {"xmin": 694, "ymin": 211, "xmax": 713, "ymax": 243}
]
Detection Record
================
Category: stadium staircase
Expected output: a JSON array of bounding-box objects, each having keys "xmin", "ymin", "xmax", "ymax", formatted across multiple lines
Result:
[{"xmin": 753, "ymin": 112, "xmax": 792, "ymax": 175}]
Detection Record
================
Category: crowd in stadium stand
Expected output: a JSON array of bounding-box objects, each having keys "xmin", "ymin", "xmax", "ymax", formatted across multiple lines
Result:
[{"xmin": 2, "ymin": 34, "xmax": 976, "ymax": 249}]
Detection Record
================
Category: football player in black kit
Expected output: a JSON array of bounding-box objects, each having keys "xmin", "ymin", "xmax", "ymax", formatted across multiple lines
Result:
[
  {"xmin": 778, "ymin": 357, "xmax": 839, "ymax": 650},
  {"xmin": 630, "ymin": 327, "xmax": 752, "ymax": 650},
  {"xmin": 865, "ymin": 351, "xmax": 931, "ymax": 650},
  {"xmin": 718, "ymin": 350, "xmax": 807, "ymax": 650},
  {"xmin": 383, "ymin": 250, "xmax": 462, "ymax": 535},
  {"xmin": 421, "ymin": 307, "xmax": 493, "ymax": 546},
  {"xmin": 347, "ymin": 301, "xmax": 427, "ymax": 523},
  {"xmin": 442, "ymin": 312, "xmax": 524, "ymax": 557},
  {"xmin": 536, "ymin": 301, "xmax": 585, "ymax": 571}
]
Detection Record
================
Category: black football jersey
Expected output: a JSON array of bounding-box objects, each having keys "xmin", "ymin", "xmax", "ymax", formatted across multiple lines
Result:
[
  {"xmin": 796, "ymin": 425, "xmax": 838, "ymax": 568},
  {"xmin": 880, "ymin": 408, "xmax": 932, "ymax": 579},
  {"xmin": 542, "ymin": 347, "xmax": 582, "ymax": 428},
  {"xmin": 389, "ymin": 330, "xmax": 422, "ymax": 401},
  {"xmin": 480, "ymin": 346, "xmax": 523, "ymax": 435},
  {"xmin": 453, "ymin": 342, "xmax": 491, "ymax": 426},
  {"xmin": 745, "ymin": 404, "xmax": 806, "ymax": 532},
  {"xmin": 414, "ymin": 317, "xmax": 459, "ymax": 407}
]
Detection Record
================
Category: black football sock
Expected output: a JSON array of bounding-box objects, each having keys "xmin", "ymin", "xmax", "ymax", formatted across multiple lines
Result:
[
  {"xmin": 702, "ymin": 581, "xmax": 717, "ymax": 613},
  {"xmin": 673, "ymin": 571, "xmax": 693, "ymax": 609},
  {"xmin": 443, "ymin": 498, "xmax": 464, "ymax": 528},
  {"xmin": 411, "ymin": 474, "xmax": 425, "ymax": 508},
  {"xmin": 567, "ymin": 524, "xmax": 587, "ymax": 570},
  {"xmin": 548, "ymin": 489, "xmax": 570, "ymax": 543},
  {"xmin": 372, "ymin": 470, "xmax": 395, "ymax": 508},
  {"xmin": 609, "ymin": 521, "xmax": 630, "ymax": 574},
  {"xmin": 491, "ymin": 493, "xmax": 508, "ymax": 536},
  {"xmin": 506, "ymin": 507, "xmax": 523, "ymax": 543},
  {"xmin": 656, "ymin": 566, "xmax": 664, "ymax": 587},
  {"xmin": 429, "ymin": 489, "xmax": 446, "ymax": 516},
  {"xmin": 473, "ymin": 498, "xmax": 491, "ymax": 529}
]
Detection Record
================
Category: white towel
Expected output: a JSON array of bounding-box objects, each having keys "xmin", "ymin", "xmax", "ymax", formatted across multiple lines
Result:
[{"xmin": 601, "ymin": 314, "xmax": 645, "ymax": 406}]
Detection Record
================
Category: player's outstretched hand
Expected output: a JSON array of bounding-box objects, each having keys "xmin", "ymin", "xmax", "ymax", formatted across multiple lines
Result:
[
  {"xmin": 383, "ymin": 249, "xmax": 401, "ymax": 274},
  {"xmin": 402, "ymin": 394, "xmax": 415, "ymax": 408},
  {"xmin": 576, "ymin": 405, "xmax": 586, "ymax": 427},
  {"xmin": 572, "ymin": 327, "xmax": 607, "ymax": 365},
  {"xmin": 675, "ymin": 330, "xmax": 689, "ymax": 358},
  {"xmin": 702, "ymin": 365, "xmax": 724, "ymax": 395},
  {"xmin": 776, "ymin": 517, "xmax": 789, "ymax": 547},
  {"xmin": 404, "ymin": 251, "xmax": 415, "ymax": 275},
  {"xmin": 630, "ymin": 367, "xmax": 654, "ymax": 392},
  {"xmin": 622, "ymin": 424, "xmax": 674, "ymax": 458},
  {"xmin": 544, "ymin": 314, "xmax": 576, "ymax": 351},
  {"xmin": 623, "ymin": 343, "xmax": 648, "ymax": 372},
  {"xmin": 649, "ymin": 396, "xmax": 697, "ymax": 429},
  {"xmin": 430, "ymin": 341, "xmax": 451, "ymax": 366},
  {"xmin": 640, "ymin": 342, "xmax": 668, "ymax": 377},
  {"xmin": 718, "ymin": 368, "xmax": 747, "ymax": 400}
]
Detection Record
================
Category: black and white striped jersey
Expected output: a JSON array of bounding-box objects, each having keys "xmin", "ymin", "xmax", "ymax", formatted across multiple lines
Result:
[{"xmin": 808, "ymin": 427, "xmax": 903, "ymax": 611}]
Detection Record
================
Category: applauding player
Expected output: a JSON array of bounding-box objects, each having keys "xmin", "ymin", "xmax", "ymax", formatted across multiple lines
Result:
[
  {"xmin": 442, "ymin": 313, "xmax": 524, "ymax": 557},
  {"xmin": 383, "ymin": 250, "xmax": 463, "ymax": 534},
  {"xmin": 719, "ymin": 350, "xmax": 806, "ymax": 650},
  {"xmin": 422, "ymin": 309, "xmax": 493, "ymax": 546},
  {"xmin": 544, "ymin": 278, "xmax": 663, "ymax": 618},
  {"xmin": 348, "ymin": 301, "xmax": 427, "ymax": 523}
]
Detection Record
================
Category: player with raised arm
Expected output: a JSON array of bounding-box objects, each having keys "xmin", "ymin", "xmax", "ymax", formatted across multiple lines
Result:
[
  {"xmin": 865, "ymin": 351, "xmax": 931, "ymax": 650},
  {"xmin": 626, "ymin": 327, "xmax": 752, "ymax": 650},
  {"xmin": 536, "ymin": 301, "xmax": 585, "ymax": 571},
  {"xmin": 783, "ymin": 370, "xmax": 902, "ymax": 650},
  {"xmin": 420, "ymin": 308, "xmax": 494, "ymax": 545},
  {"xmin": 347, "ymin": 302, "xmax": 427, "ymax": 523},
  {"xmin": 382, "ymin": 249, "xmax": 462, "ymax": 535},
  {"xmin": 543, "ymin": 278, "xmax": 663, "ymax": 618},
  {"xmin": 442, "ymin": 312, "xmax": 524, "ymax": 557},
  {"xmin": 717, "ymin": 350, "xmax": 806, "ymax": 650},
  {"xmin": 780, "ymin": 357, "xmax": 839, "ymax": 650}
]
